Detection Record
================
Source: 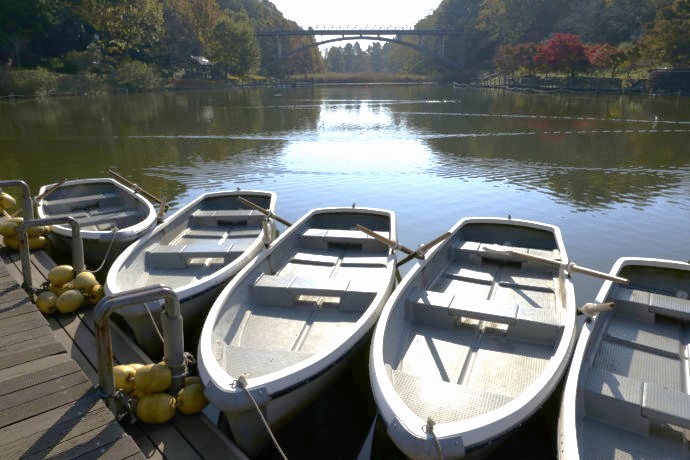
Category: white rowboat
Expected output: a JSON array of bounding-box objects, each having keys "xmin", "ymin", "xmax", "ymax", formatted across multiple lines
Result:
[
  {"xmin": 559, "ymin": 257, "xmax": 690, "ymax": 460},
  {"xmin": 198, "ymin": 207, "xmax": 397, "ymax": 457},
  {"xmin": 370, "ymin": 217, "xmax": 577, "ymax": 458},
  {"xmin": 105, "ymin": 190, "xmax": 277, "ymax": 358},
  {"xmin": 37, "ymin": 178, "xmax": 157, "ymax": 266}
]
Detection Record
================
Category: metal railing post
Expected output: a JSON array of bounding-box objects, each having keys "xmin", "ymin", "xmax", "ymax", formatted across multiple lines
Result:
[
  {"xmin": 1, "ymin": 180, "xmax": 34, "ymax": 289},
  {"xmin": 0, "ymin": 179, "xmax": 34, "ymax": 221},
  {"xmin": 93, "ymin": 285, "xmax": 185, "ymax": 414},
  {"xmin": 18, "ymin": 217, "xmax": 84, "ymax": 294}
]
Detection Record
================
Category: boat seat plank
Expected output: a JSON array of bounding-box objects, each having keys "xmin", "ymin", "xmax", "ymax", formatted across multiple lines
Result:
[
  {"xmin": 147, "ymin": 241, "xmax": 240, "ymax": 269},
  {"xmin": 253, "ymin": 273, "xmax": 377, "ymax": 310},
  {"xmin": 611, "ymin": 285, "xmax": 690, "ymax": 320},
  {"xmin": 605, "ymin": 316, "xmax": 680, "ymax": 359},
  {"xmin": 45, "ymin": 192, "xmax": 119, "ymax": 209},
  {"xmin": 584, "ymin": 367, "xmax": 690, "ymax": 430},
  {"xmin": 456, "ymin": 241, "xmax": 561, "ymax": 265},
  {"xmin": 582, "ymin": 367, "xmax": 647, "ymax": 432},
  {"xmin": 290, "ymin": 252, "xmax": 340, "ymax": 266},
  {"xmin": 642, "ymin": 382, "xmax": 690, "ymax": 429},
  {"xmin": 407, "ymin": 288, "xmax": 563, "ymax": 340},
  {"xmin": 190, "ymin": 209, "xmax": 263, "ymax": 227},
  {"xmin": 75, "ymin": 209, "xmax": 140, "ymax": 227},
  {"xmin": 301, "ymin": 228, "xmax": 388, "ymax": 251}
]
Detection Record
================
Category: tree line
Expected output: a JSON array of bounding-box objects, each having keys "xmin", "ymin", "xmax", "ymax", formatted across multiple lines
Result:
[
  {"xmin": 0, "ymin": 0, "xmax": 322, "ymax": 91},
  {"xmin": 0, "ymin": 0, "xmax": 687, "ymax": 93},
  {"xmin": 321, "ymin": 0, "xmax": 687, "ymax": 78}
]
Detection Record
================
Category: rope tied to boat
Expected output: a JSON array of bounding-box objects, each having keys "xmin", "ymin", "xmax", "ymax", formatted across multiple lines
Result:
[
  {"xmin": 234, "ymin": 374, "xmax": 288, "ymax": 460},
  {"xmin": 422, "ymin": 417, "xmax": 444, "ymax": 460},
  {"xmin": 87, "ymin": 225, "xmax": 119, "ymax": 274},
  {"xmin": 143, "ymin": 300, "xmax": 165, "ymax": 345}
]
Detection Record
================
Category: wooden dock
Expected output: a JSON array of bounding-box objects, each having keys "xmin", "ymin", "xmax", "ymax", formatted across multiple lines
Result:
[{"xmin": 0, "ymin": 246, "xmax": 247, "ymax": 460}]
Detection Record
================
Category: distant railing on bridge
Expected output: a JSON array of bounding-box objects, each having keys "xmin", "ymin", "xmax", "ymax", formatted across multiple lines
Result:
[{"xmin": 255, "ymin": 28, "xmax": 462, "ymax": 37}]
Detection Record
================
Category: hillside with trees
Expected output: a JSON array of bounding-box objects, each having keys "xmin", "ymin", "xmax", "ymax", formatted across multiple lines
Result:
[
  {"xmin": 0, "ymin": 0, "xmax": 687, "ymax": 94},
  {"xmin": 0, "ymin": 0, "xmax": 322, "ymax": 94},
  {"xmin": 324, "ymin": 0, "xmax": 688, "ymax": 82}
]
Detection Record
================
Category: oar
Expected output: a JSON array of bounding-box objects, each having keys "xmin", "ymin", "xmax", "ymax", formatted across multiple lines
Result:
[
  {"xmin": 8, "ymin": 178, "xmax": 67, "ymax": 217},
  {"xmin": 355, "ymin": 225, "xmax": 418, "ymax": 257},
  {"xmin": 237, "ymin": 196, "xmax": 292, "ymax": 227},
  {"xmin": 481, "ymin": 245, "xmax": 630, "ymax": 284},
  {"xmin": 397, "ymin": 232, "xmax": 451, "ymax": 266},
  {"xmin": 108, "ymin": 169, "xmax": 168, "ymax": 209}
]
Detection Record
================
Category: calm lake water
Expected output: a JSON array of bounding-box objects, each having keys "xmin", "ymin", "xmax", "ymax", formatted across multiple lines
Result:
[{"xmin": 1, "ymin": 85, "xmax": 689, "ymax": 457}]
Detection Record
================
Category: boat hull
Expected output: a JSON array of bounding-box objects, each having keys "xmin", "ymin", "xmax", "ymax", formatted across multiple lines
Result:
[
  {"xmin": 198, "ymin": 206, "xmax": 397, "ymax": 458},
  {"xmin": 219, "ymin": 334, "xmax": 368, "ymax": 457},
  {"xmin": 371, "ymin": 217, "xmax": 577, "ymax": 459},
  {"xmin": 106, "ymin": 190, "xmax": 277, "ymax": 359},
  {"xmin": 559, "ymin": 257, "xmax": 690, "ymax": 460}
]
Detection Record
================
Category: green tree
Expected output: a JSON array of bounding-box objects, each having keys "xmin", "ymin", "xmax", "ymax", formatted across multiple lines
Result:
[
  {"xmin": 642, "ymin": 0, "xmax": 690, "ymax": 67},
  {"xmin": 208, "ymin": 13, "xmax": 260, "ymax": 76},
  {"xmin": 325, "ymin": 47, "xmax": 344, "ymax": 72},
  {"xmin": 74, "ymin": 0, "xmax": 164, "ymax": 63}
]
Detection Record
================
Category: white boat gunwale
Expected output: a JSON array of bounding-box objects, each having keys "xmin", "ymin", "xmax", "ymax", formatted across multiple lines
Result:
[
  {"xmin": 198, "ymin": 206, "xmax": 397, "ymax": 410},
  {"xmin": 105, "ymin": 189, "xmax": 277, "ymax": 308},
  {"xmin": 370, "ymin": 216, "xmax": 578, "ymax": 456},
  {"xmin": 559, "ymin": 256, "xmax": 690, "ymax": 460},
  {"xmin": 37, "ymin": 177, "xmax": 157, "ymax": 242}
]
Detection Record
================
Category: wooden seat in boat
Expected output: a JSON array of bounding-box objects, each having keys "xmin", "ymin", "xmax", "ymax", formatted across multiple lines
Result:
[{"xmin": 146, "ymin": 240, "xmax": 242, "ymax": 269}]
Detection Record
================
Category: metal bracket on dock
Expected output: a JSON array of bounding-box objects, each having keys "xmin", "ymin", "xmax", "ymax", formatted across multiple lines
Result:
[
  {"xmin": 0, "ymin": 180, "xmax": 34, "ymax": 221},
  {"xmin": 17, "ymin": 217, "xmax": 84, "ymax": 295},
  {"xmin": 94, "ymin": 284, "xmax": 185, "ymax": 414}
]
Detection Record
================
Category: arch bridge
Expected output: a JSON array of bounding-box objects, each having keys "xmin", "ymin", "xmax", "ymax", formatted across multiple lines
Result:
[{"xmin": 254, "ymin": 27, "xmax": 464, "ymax": 70}]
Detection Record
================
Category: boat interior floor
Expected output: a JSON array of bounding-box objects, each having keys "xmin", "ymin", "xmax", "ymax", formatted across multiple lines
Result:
[
  {"xmin": 43, "ymin": 188, "xmax": 144, "ymax": 231},
  {"xmin": 385, "ymin": 241, "xmax": 566, "ymax": 423},
  {"xmin": 214, "ymin": 229, "xmax": 391, "ymax": 379},
  {"xmin": 578, "ymin": 287, "xmax": 690, "ymax": 458}
]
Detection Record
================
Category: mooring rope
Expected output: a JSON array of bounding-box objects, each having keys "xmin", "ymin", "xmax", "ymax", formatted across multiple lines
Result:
[
  {"xmin": 143, "ymin": 301, "xmax": 165, "ymax": 346},
  {"xmin": 423, "ymin": 417, "xmax": 444, "ymax": 460},
  {"xmin": 235, "ymin": 374, "xmax": 288, "ymax": 460},
  {"xmin": 88, "ymin": 226, "xmax": 119, "ymax": 274}
]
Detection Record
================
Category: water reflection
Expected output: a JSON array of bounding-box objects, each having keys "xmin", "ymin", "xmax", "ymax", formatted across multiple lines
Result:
[{"xmin": 0, "ymin": 86, "xmax": 688, "ymax": 301}]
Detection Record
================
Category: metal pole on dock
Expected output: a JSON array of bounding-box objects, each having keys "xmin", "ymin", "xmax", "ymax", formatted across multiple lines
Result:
[
  {"xmin": 18, "ymin": 217, "xmax": 85, "ymax": 294},
  {"xmin": 93, "ymin": 285, "xmax": 185, "ymax": 413},
  {"xmin": 0, "ymin": 180, "xmax": 34, "ymax": 222}
]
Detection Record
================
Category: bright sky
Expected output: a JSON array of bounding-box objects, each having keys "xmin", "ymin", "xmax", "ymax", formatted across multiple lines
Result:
[{"xmin": 268, "ymin": 1, "xmax": 443, "ymax": 29}]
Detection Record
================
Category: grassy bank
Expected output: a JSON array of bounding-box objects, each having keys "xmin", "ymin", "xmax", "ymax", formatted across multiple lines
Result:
[{"xmin": 0, "ymin": 67, "xmax": 438, "ymax": 98}]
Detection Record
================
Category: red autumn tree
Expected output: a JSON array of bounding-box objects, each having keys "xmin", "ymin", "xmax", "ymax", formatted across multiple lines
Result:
[
  {"xmin": 586, "ymin": 43, "xmax": 625, "ymax": 77},
  {"xmin": 535, "ymin": 33, "xmax": 590, "ymax": 77}
]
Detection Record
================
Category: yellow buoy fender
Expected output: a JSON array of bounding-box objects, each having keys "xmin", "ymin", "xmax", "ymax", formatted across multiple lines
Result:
[
  {"xmin": 73, "ymin": 271, "xmax": 98, "ymax": 291},
  {"xmin": 134, "ymin": 363, "xmax": 172, "ymax": 394},
  {"xmin": 113, "ymin": 364, "xmax": 137, "ymax": 393},
  {"xmin": 56, "ymin": 289, "xmax": 85, "ymax": 314},
  {"xmin": 48, "ymin": 265, "xmax": 75, "ymax": 286},
  {"xmin": 28, "ymin": 225, "xmax": 51, "ymax": 237},
  {"xmin": 0, "ymin": 192, "xmax": 16, "ymax": 210},
  {"xmin": 136, "ymin": 393, "xmax": 176, "ymax": 424},
  {"xmin": 0, "ymin": 221, "xmax": 18, "ymax": 237},
  {"xmin": 3, "ymin": 235, "xmax": 48, "ymax": 250},
  {"xmin": 184, "ymin": 376, "xmax": 202, "ymax": 387},
  {"xmin": 87, "ymin": 283, "xmax": 104, "ymax": 305},
  {"xmin": 176, "ymin": 383, "xmax": 208, "ymax": 415},
  {"xmin": 36, "ymin": 291, "xmax": 58, "ymax": 314}
]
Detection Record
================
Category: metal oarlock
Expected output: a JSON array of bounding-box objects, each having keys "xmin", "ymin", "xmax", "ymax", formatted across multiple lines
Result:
[{"xmin": 93, "ymin": 284, "xmax": 185, "ymax": 414}]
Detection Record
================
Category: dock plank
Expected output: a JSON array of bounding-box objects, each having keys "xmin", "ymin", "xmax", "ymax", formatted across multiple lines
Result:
[
  {"xmin": 0, "ymin": 359, "xmax": 81, "ymax": 397},
  {"xmin": 0, "ymin": 250, "xmax": 143, "ymax": 460},
  {"xmin": 0, "ymin": 242, "xmax": 244, "ymax": 460}
]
